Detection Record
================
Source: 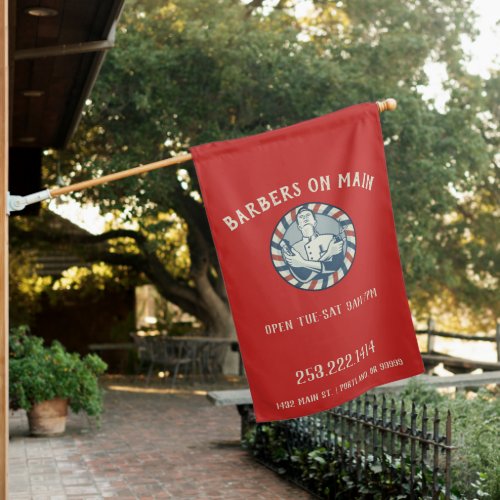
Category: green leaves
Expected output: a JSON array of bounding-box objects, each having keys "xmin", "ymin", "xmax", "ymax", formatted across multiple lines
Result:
[
  {"xmin": 9, "ymin": 326, "xmax": 107, "ymax": 418},
  {"xmin": 246, "ymin": 383, "xmax": 499, "ymax": 498},
  {"xmin": 248, "ymin": 422, "xmax": 446, "ymax": 498},
  {"xmin": 40, "ymin": 0, "xmax": 499, "ymax": 328}
]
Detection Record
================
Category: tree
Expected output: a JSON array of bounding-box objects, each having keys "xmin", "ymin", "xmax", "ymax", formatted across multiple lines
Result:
[{"xmin": 38, "ymin": 0, "xmax": 498, "ymax": 334}]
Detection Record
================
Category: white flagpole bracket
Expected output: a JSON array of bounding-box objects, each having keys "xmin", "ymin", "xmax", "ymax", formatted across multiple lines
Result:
[{"xmin": 7, "ymin": 189, "xmax": 52, "ymax": 215}]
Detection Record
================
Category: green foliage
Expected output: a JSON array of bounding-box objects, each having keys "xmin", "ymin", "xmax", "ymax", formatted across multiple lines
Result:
[
  {"xmin": 9, "ymin": 326, "xmax": 108, "ymax": 417},
  {"xmin": 44, "ymin": 0, "xmax": 499, "ymax": 327},
  {"xmin": 400, "ymin": 377, "xmax": 446, "ymax": 406},
  {"xmin": 245, "ymin": 385, "xmax": 500, "ymax": 498},
  {"xmin": 9, "ymin": 210, "xmax": 140, "ymax": 328},
  {"xmin": 8, "ymin": 249, "xmax": 52, "ymax": 326},
  {"xmin": 401, "ymin": 381, "xmax": 500, "ymax": 497},
  {"xmin": 246, "ymin": 423, "xmax": 446, "ymax": 498},
  {"xmin": 444, "ymin": 390, "xmax": 500, "ymax": 499}
]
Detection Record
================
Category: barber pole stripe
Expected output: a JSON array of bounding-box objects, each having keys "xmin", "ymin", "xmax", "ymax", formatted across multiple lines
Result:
[
  {"xmin": 315, "ymin": 279, "xmax": 326, "ymax": 290},
  {"xmin": 271, "ymin": 243, "xmax": 283, "ymax": 254},
  {"xmin": 307, "ymin": 280, "xmax": 317, "ymax": 290},
  {"xmin": 271, "ymin": 235, "xmax": 281, "ymax": 245},
  {"xmin": 328, "ymin": 207, "xmax": 342, "ymax": 219}
]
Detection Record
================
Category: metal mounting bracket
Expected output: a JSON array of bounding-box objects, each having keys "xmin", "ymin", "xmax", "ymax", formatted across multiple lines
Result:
[{"xmin": 7, "ymin": 189, "xmax": 52, "ymax": 215}]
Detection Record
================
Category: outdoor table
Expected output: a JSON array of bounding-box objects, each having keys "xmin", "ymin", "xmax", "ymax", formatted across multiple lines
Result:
[
  {"xmin": 129, "ymin": 333, "xmax": 241, "ymax": 380},
  {"xmin": 166, "ymin": 336, "xmax": 240, "ymax": 378}
]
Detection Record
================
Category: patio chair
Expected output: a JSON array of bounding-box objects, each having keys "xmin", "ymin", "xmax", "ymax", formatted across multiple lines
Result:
[
  {"xmin": 201, "ymin": 342, "xmax": 228, "ymax": 380},
  {"xmin": 160, "ymin": 337, "xmax": 193, "ymax": 386},
  {"xmin": 130, "ymin": 332, "xmax": 155, "ymax": 376},
  {"xmin": 131, "ymin": 333, "xmax": 192, "ymax": 386}
]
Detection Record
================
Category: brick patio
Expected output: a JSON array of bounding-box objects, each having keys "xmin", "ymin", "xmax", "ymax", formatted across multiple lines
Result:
[{"xmin": 8, "ymin": 377, "xmax": 311, "ymax": 499}]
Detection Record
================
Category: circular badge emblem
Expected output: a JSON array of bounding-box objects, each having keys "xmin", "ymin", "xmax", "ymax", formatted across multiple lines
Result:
[{"xmin": 270, "ymin": 203, "xmax": 356, "ymax": 291}]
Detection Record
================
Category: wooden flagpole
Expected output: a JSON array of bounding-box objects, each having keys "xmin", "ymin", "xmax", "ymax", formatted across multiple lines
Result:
[
  {"xmin": 49, "ymin": 99, "xmax": 397, "ymax": 199},
  {"xmin": 51, "ymin": 154, "xmax": 193, "ymax": 197},
  {"xmin": 376, "ymin": 98, "xmax": 397, "ymax": 113}
]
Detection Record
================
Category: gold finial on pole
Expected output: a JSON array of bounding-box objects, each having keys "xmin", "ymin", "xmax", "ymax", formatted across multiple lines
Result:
[{"xmin": 376, "ymin": 98, "xmax": 397, "ymax": 113}]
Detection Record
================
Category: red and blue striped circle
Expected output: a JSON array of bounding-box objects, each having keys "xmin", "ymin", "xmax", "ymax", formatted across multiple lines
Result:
[{"xmin": 270, "ymin": 203, "xmax": 356, "ymax": 291}]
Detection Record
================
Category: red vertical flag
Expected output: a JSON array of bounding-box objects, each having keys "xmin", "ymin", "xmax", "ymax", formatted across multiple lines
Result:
[{"xmin": 191, "ymin": 103, "xmax": 424, "ymax": 422}]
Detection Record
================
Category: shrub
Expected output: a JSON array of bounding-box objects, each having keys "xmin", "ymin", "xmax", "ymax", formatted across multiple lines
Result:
[
  {"xmin": 245, "ymin": 383, "xmax": 499, "ymax": 498},
  {"xmin": 9, "ymin": 325, "xmax": 108, "ymax": 418},
  {"xmin": 402, "ymin": 381, "xmax": 499, "ymax": 499}
]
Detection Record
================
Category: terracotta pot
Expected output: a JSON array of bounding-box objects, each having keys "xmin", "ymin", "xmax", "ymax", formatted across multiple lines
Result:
[{"xmin": 27, "ymin": 397, "xmax": 68, "ymax": 436}]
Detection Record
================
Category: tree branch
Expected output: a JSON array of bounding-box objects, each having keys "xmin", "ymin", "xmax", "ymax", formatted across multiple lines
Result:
[
  {"xmin": 92, "ymin": 247, "xmax": 212, "ymax": 323},
  {"xmin": 89, "ymin": 251, "xmax": 147, "ymax": 269},
  {"xmin": 91, "ymin": 229, "xmax": 147, "ymax": 245}
]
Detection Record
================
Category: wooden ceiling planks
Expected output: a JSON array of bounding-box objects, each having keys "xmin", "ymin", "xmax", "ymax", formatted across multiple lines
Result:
[{"xmin": 11, "ymin": 0, "xmax": 124, "ymax": 149}]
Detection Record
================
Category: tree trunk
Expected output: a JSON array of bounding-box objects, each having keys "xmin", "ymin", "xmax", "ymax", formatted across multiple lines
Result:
[
  {"xmin": 194, "ymin": 272, "xmax": 234, "ymax": 336},
  {"xmin": 10, "ymin": 218, "xmax": 243, "ymax": 373}
]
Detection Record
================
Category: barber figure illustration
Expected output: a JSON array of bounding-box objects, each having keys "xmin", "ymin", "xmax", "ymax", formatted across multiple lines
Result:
[{"xmin": 281, "ymin": 206, "xmax": 345, "ymax": 283}]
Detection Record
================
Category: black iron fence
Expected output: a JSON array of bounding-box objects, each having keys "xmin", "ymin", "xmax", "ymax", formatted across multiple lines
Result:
[{"xmin": 244, "ymin": 394, "xmax": 454, "ymax": 499}]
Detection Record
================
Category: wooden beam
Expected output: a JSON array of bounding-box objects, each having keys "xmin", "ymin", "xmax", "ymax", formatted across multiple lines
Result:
[
  {"xmin": 207, "ymin": 371, "xmax": 500, "ymax": 406},
  {"xmin": 0, "ymin": 0, "xmax": 9, "ymax": 496},
  {"xmin": 421, "ymin": 353, "xmax": 500, "ymax": 372},
  {"xmin": 14, "ymin": 39, "xmax": 115, "ymax": 60},
  {"xmin": 374, "ymin": 370, "xmax": 500, "ymax": 392}
]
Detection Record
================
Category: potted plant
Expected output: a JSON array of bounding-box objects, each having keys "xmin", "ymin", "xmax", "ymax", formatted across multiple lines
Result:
[{"xmin": 9, "ymin": 326, "xmax": 107, "ymax": 436}]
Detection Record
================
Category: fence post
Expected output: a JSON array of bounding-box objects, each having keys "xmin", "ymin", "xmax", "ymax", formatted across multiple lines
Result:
[
  {"xmin": 432, "ymin": 408, "xmax": 440, "ymax": 499},
  {"xmin": 496, "ymin": 322, "xmax": 500, "ymax": 362},
  {"xmin": 427, "ymin": 317, "xmax": 436, "ymax": 353},
  {"xmin": 421, "ymin": 404, "xmax": 429, "ymax": 497},
  {"xmin": 237, "ymin": 404, "xmax": 256, "ymax": 442},
  {"xmin": 410, "ymin": 401, "xmax": 417, "ymax": 499},
  {"xmin": 445, "ymin": 410, "xmax": 452, "ymax": 500}
]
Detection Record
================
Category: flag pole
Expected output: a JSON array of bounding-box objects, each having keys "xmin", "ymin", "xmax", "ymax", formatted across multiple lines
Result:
[
  {"xmin": 51, "ymin": 153, "xmax": 193, "ymax": 197},
  {"xmin": 8, "ymin": 99, "xmax": 397, "ymax": 211},
  {"xmin": 376, "ymin": 98, "xmax": 397, "ymax": 113}
]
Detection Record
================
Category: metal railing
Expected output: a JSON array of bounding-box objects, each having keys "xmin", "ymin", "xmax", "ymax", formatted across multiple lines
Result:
[{"xmin": 247, "ymin": 394, "xmax": 454, "ymax": 499}]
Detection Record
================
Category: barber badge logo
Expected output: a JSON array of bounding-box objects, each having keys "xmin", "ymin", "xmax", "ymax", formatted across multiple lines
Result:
[{"xmin": 270, "ymin": 203, "xmax": 356, "ymax": 291}]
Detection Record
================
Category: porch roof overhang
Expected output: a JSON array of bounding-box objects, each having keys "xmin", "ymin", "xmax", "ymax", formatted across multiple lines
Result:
[{"xmin": 10, "ymin": 0, "xmax": 125, "ymax": 150}]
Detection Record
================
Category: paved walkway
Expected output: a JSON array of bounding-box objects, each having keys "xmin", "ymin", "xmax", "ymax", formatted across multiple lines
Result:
[{"xmin": 9, "ymin": 378, "xmax": 311, "ymax": 499}]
